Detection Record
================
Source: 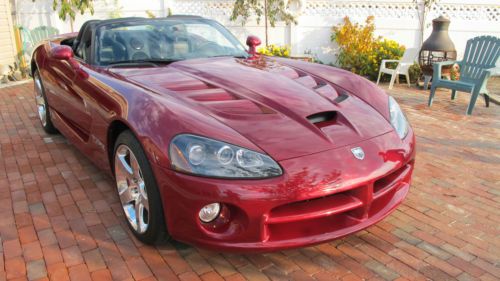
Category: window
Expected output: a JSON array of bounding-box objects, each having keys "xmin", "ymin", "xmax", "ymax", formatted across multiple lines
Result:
[{"xmin": 95, "ymin": 19, "xmax": 248, "ymax": 65}]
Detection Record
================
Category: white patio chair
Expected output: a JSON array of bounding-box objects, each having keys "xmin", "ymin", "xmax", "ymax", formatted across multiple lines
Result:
[{"xmin": 376, "ymin": 48, "xmax": 419, "ymax": 89}]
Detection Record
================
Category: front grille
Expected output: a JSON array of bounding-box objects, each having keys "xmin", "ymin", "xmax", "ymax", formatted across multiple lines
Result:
[{"xmin": 262, "ymin": 162, "xmax": 413, "ymax": 242}]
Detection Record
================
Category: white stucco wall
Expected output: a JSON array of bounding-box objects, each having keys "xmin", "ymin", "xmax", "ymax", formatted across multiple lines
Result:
[
  {"xmin": 0, "ymin": 0, "xmax": 17, "ymax": 67},
  {"xmin": 11, "ymin": 0, "xmax": 500, "ymax": 64}
]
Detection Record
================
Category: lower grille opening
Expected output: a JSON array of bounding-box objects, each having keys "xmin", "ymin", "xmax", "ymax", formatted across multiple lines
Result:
[
  {"xmin": 269, "ymin": 193, "xmax": 363, "ymax": 224},
  {"xmin": 374, "ymin": 163, "xmax": 412, "ymax": 197},
  {"xmin": 267, "ymin": 212, "xmax": 358, "ymax": 242}
]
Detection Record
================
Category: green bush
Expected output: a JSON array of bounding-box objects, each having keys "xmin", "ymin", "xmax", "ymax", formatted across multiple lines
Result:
[
  {"xmin": 258, "ymin": 44, "xmax": 290, "ymax": 57},
  {"xmin": 332, "ymin": 16, "xmax": 405, "ymax": 80},
  {"xmin": 408, "ymin": 63, "xmax": 422, "ymax": 83}
]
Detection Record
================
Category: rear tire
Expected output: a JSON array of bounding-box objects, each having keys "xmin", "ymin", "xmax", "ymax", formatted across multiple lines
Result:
[
  {"xmin": 113, "ymin": 130, "xmax": 169, "ymax": 244},
  {"xmin": 33, "ymin": 70, "xmax": 58, "ymax": 134}
]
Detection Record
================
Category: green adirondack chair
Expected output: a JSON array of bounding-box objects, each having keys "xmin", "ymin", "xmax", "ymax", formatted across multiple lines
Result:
[
  {"xmin": 17, "ymin": 26, "xmax": 59, "ymax": 75},
  {"xmin": 428, "ymin": 35, "xmax": 500, "ymax": 115},
  {"xmin": 30, "ymin": 26, "xmax": 59, "ymax": 44},
  {"xmin": 18, "ymin": 26, "xmax": 59, "ymax": 54}
]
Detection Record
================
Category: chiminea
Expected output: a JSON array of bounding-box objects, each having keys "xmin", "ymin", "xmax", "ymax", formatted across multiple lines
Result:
[{"xmin": 419, "ymin": 16, "xmax": 457, "ymax": 87}]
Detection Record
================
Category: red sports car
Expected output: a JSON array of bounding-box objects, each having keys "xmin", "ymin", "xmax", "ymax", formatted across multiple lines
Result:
[{"xmin": 31, "ymin": 16, "xmax": 415, "ymax": 252}]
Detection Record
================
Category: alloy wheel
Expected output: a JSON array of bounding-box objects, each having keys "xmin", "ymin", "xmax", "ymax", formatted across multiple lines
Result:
[
  {"xmin": 114, "ymin": 144, "xmax": 150, "ymax": 233},
  {"xmin": 34, "ymin": 75, "xmax": 47, "ymax": 126}
]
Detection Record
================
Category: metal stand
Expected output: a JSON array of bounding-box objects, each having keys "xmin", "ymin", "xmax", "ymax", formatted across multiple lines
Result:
[{"xmin": 423, "ymin": 75, "xmax": 432, "ymax": 90}]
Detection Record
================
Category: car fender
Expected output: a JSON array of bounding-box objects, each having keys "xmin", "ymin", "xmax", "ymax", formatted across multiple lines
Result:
[{"xmin": 100, "ymin": 78, "xmax": 264, "ymax": 173}]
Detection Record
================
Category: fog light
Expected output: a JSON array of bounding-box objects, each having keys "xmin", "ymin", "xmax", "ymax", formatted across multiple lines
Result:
[{"xmin": 199, "ymin": 203, "xmax": 221, "ymax": 223}]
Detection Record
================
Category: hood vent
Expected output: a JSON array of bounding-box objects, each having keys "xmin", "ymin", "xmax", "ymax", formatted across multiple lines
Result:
[
  {"xmin": 307, "ymin": 111, "xmax": 337, "ymax": 125},
  {"xmin": 333, "ymin": 92, "xmax": 349, "ymax": 104}
]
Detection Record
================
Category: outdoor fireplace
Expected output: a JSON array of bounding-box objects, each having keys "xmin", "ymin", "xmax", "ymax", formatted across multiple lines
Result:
[{"xmin": 419, "ymin": 16, "xmax": 457, "ymax": 88}]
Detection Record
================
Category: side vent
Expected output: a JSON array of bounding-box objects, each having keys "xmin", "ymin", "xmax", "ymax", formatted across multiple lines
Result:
[
  {"xmin": 307, "ymin": 111, "xmax": 337, "ymax": 125},
  {"xmin": 333, "ymin": 92, "xmax": 349, "ymax": 104}
]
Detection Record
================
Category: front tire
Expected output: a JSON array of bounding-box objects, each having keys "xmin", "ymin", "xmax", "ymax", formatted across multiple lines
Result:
[
  {"xmin": 113, "ymin": 130, "xmax": 169, "ymax": 244},
  {"xmin": 33, "ymin": 70, "xmax": 58, "ymax": 134}
]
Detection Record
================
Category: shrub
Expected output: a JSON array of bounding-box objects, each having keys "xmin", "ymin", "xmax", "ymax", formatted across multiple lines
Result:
[
  {"xmin": 408, "ymin": 63, "xmax": 422, "ymax": 83},
  {"xmin": 258, "ymin": 44, "xmax": 291, "ymax": 57},
  {"xmin": 375, "ymin": 39, "xmax": 405, "ymax": 71},
  {"xmin": 332, "ymin": 16, "xmax": 405, "ymax": 80}
]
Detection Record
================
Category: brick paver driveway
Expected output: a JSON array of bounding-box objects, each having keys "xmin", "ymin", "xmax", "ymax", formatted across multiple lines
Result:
[{"xmin": 0, "ymin": 82, "xmax": 499, "ymax": 281}]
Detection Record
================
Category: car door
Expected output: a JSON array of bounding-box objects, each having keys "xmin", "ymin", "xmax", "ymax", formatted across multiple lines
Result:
[
  {"xmin": 60, "ymin": 57, "xmax": 94, "ymax": 139},
  {"xmin": 50, "ymin": 25, "xmax": 95, "ymax": 140},
  {"xmin": 41, "ymin": 43, "xmax": 77, "ymax": 121}
]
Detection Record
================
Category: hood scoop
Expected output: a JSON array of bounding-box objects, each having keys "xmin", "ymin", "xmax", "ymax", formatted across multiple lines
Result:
[{"xmin": 307, "ymin": 111, "xmax": 337, "ymax": 124}]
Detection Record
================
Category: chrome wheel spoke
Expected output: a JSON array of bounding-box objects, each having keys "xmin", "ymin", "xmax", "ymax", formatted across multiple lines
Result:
[
  {"xmin": 135, "ymin": 200, "xmax": 144, "ymax": 231},
  {"xmin": 140, "ymin": 195, "xmax": 149, "ymax": 215},
  {"xmin": 124, "ymin": 203, "xmax": 137, "ymax": 230},
  {"xmin": 118, "ymin": 182, "xmax": 134, "ymax": 204},
  {"xmin": 138, "ymin": 180, "xmax": 148, "ymax": 206},
  {"xmin": 117, "ymin": 153, "xmax": 134, "ymax": 176},
  {"xmin": 130, "ymin": 153, "xmax": 141, "ymax": 178}
]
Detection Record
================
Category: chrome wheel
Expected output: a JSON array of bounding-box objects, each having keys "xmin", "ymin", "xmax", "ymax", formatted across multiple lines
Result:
[
  {"xmin": 114, "ymin": 144, "xmax": 150, "ymax": 233},
  {"xmin": 34, "ymin": 74, "xmax": 47, "ymax": 126}
]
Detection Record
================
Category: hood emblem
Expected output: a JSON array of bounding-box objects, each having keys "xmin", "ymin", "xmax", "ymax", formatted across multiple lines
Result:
[{"xmin": 351, "ymin": 147, "xmax": 365, "ymax": 160}]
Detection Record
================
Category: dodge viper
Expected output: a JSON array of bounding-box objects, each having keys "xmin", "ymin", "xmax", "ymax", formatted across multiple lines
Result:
[{"xmin": 31, "ymin": 16, "xmax": 415, "ymax": 252}]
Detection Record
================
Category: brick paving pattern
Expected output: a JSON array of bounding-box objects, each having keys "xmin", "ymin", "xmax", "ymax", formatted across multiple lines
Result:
[{"xmin": 0, "ymin": 82, "xmax": 499, "ymax": 281}]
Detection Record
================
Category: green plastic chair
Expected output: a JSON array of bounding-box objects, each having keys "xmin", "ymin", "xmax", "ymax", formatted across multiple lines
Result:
[
  {"xmin": 30, "ymin": 26, "xmax": 59, "ymax": 44},
  {"xmin": 17, "ymin": 26, "xmax": 59, "ymax": 75},
  {"xmin": 18, "ymin": 26, "xmax": 59, "ymax": 55},
  {"xmin": 428, "ymin": 35, "xmax": 500, "ymax": 115},
  {"xmin": 18, "ymin": 26, "xmax": 34, "ymax": 55}
]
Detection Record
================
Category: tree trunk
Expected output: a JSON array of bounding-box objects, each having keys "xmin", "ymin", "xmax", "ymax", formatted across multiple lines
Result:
[{"xmin": 264, "ymin": 0, "xmax": 269, "ymax": 46}]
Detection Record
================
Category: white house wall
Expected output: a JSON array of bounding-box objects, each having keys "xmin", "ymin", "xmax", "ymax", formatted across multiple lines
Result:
[
  {"xmin": 12, "ymin": 0, "xmax": 500, "ymax": 64},
  {"xmin": 0, "ymin": 0, "xmax": 17, "ymax": 67}
]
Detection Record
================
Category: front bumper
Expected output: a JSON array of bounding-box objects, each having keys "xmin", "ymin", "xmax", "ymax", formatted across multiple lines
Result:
[{"xmin": 152, "ymin": 129, "xmax": 416, "ymax": 252}]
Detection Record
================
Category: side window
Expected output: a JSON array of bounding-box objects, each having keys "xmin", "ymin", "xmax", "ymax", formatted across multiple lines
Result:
[
  {"xmin": 75, "ymin": 41, "xmax": 85, "ymax": 59},
  {"xmin": 75, "ymin": 28, "xmax": 93, "ymax": 63}
]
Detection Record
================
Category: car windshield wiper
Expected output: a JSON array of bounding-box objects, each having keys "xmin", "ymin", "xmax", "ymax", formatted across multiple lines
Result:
[{"xmin": 106, "ymin": 59, "xmax": 181, "ymax": 67}]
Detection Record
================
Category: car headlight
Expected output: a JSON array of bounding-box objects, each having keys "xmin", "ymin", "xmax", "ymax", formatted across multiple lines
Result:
[
  {"xmin": 169, "ymin": 134, "xmax": 283, "ymax": 178},
  {"xmin": 388, "ymin": 96, "xmax": 409, "ymax": 139}
]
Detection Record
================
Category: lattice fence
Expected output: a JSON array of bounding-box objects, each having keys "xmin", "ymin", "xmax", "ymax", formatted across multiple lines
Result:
[{"xmin": 13, "ymin": 0, "xmax": 500, "ymax": 63}]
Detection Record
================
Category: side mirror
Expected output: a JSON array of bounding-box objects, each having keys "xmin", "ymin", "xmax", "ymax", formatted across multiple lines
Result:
[
  {"xmin": 50, "ymin": 45, "xmax": 74, "ymax": 61},
  {"xmin": 50, "ymin": 45, "xmax": 88, "ymax": 79},
  {"xmin": 246, "ymin": 35, "xmax": 261, "ymax": 57}
]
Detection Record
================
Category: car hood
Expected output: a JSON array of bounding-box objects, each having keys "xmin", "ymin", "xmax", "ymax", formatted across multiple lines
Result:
[{"xmin": 109, "ymin": 57, "xmax": 394, "ymax": 161}]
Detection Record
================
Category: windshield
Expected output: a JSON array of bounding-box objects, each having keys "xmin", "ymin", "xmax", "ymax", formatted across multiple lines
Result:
[{"xmin": 95, "ymin": 18, "xmax": 248, "ymax": 66}]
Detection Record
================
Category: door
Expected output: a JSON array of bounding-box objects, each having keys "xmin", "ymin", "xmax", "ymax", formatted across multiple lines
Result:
[{"xmin": 45, "ymin": 23, "xmax": 96, "ymax": 141}]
